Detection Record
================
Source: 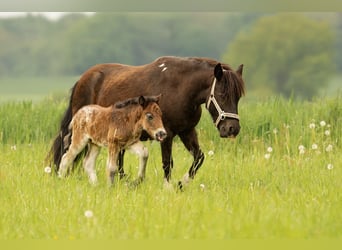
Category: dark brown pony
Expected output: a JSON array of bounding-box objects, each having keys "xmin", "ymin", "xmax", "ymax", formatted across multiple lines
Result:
[
  {"xmin": 50, "ymin": 56, "xmax": 245, "ymax": 188},
  {"xmin": 58, "ymin": 95, "xmax": 166, "ymax": 185}
]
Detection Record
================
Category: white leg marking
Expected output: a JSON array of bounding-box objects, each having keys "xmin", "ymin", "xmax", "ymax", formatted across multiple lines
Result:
[
  {"xmin": 182, "ymin": 172, "xmax": 191, "ymax": 186},
  {"xmin": 129, "ymin": 141, "xmax": 148, "ymax": 180},
  {"xmin": 158, "ymin": 63, "xmax": 165, "ymax": 67},
  {"xmin": 163, "ymin": 178, "xmax": 174, "ymax": 191},
  {"xmin": 83, "ymin": 144, "xmax": 100, "ymax": 185}
]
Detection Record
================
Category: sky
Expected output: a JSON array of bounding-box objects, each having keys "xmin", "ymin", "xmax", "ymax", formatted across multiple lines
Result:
[{"xmin": 0, "ymin": 12, "xmax": 95, "ymax": 20}]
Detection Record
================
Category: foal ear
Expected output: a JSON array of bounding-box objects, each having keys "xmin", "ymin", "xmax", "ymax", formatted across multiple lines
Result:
[
  {"xmin": 236, "ymin": 64, "xmax": 244, "ymax": 76},
  {"xmin": 155, "ymin": 94, "xmax": 162, "ymax": 104},
  {"xmin": 138, "ymin": 96, "xmax": 146, "ymax": 107},
  {"xmin": 214, "ymin": 63, "xmax": 223, "ymax": 81}
]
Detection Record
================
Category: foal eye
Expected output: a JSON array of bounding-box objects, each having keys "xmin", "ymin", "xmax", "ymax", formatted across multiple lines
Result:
[{"xmin": 146, "ymin": 113, "xmax": 154, "ymax": 120}]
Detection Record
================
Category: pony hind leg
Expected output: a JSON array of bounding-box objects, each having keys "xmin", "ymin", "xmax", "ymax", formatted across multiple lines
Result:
[
  {"xmin": 58, "ymin": 134, "xmax": 89, "ymax": 178},
  {"xmin": 128, "ymin": 141, "xmax": 148, "ymax": 186},
  {"xmin": 178, "ymin": 128, "xmax": 204, "ymax": 189},
  {"xmin": 83, "ymin": 143, "xmax": 101, "ymax": 185}
]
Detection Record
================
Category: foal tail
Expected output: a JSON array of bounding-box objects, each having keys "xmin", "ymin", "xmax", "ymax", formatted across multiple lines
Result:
[{"xmin": 48, "ymin": 84, "xmax": 77, "ymax": 172}]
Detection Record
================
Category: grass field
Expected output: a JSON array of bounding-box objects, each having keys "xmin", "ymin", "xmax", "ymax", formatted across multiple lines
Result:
[{"xmin": 0, "ymin": 82, "xmax": 341, "ymax": 239}]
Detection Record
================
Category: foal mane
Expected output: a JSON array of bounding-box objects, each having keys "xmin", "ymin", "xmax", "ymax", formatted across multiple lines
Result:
[
  {"xmin": 115, "ymin": 97, "xmax": 140, "ymax": 109},
  {"xmin": 114, "ymin": 95, "xmax": 160, "ymax": 109}
]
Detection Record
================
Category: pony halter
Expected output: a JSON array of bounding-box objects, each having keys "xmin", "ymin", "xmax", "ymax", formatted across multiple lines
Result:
[{"xmin": 206, "ymin": 77, "xmax": 240, "ymax": 128}]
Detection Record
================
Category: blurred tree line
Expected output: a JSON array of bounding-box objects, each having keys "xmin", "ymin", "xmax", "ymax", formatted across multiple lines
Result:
[{"xmin": 0, "ymin": 12, "xmax": 340, "ymax": 99}]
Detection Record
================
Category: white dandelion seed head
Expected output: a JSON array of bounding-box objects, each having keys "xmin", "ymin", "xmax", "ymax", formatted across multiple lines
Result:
[
  {"xmin": 324, "ymin": 130, "xmax": 330, "ymax": 136},
  {"xmin": 11, "ymin": 145, "xmax": 17, "ymax": 151},
  {"xmin": 309, "ymin": 123, "xmax": 316, "ymax": 129},
  {"xmin": 84, "ymin": 210, "xmax": 93, "ymax": 218},
  {"xmin": 298, "ymin": 145, "xmax": 305, "ymax": 151},
  {"xmin": 44, "ymin": 166, "xmax": 52, "ymax": 174},
  {"xmin": 267, "ymin": 147, "xmax": 273, "ymax": 153},
  {"xmin": 320, "ymin": 120, "xmax": 326, "ymax": 127},
  {"xmin": 264, "ymin": 153, "xmax": 271, "ymax": 160},
  {"xmin": 327, "ymin": 164, "xmax": 333, "ymax": 170},
  {"xmin": 200, "ymin": 183, "xmax": 205, "ymax": 190},
  {"xmin": 325, "ymin": 144, "xmax": 333, "ymax": 152},
  {"xmin": 273, "ymin": 128, "xmax": 278, "ymax": 134},
  {"xmin": 208, "ymin": 150, "xmax": 214, "ymax": 156},
  {"xmin": 311, "ymin": 144, "xmax": 318, "ymax": 150}
]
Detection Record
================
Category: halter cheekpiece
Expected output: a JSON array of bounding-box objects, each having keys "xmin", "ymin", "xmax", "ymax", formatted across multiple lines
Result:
[{"xmin": 205, "ymin": 76, "xmax": 240, "ymax": 128}]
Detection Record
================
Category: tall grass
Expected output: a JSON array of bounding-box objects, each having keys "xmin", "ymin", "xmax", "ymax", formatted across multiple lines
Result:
[{"xmin": 0, "ymin": 95, "xmax": 341, "ymax": 239}]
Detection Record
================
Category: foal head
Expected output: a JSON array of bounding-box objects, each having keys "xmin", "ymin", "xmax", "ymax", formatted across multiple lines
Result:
[
  {"xmin": 206, "ymin": 63, "xmax": 245, "ymax": 138},
  {"xmin": 116, "ymin": 95, "xmax": 167, "ymax": 142}
]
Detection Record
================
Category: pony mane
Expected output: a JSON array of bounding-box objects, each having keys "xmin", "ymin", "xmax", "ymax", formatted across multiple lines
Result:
[
  {"xmin": 221, "ymin": 67, "xmax": 246, "ymax": 102},
  {"xmin": 190, "ymin": 57, "xmax": 246, "ymax": 99}
]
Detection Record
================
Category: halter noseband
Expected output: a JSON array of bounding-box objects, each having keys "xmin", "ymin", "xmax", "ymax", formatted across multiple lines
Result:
[{"xmin": 205, "ymin": 77, "xmax": 239, "ymax": 128}]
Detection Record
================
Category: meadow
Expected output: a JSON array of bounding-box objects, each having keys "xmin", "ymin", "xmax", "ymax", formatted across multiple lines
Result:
[{"xmin": 0, "ymin": 80, "xmax": 341, "ymax": 239}]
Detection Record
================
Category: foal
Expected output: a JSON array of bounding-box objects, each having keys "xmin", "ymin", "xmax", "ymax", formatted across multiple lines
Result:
[{"xmin": 58, "ymin": 95, "xmax": 167, "ymax": 185}]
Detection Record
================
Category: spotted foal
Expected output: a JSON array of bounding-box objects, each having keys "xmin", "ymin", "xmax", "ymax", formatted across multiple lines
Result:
[{"xmin": 58, "ymin": 95, "xmax": 167, "ymax": 185}]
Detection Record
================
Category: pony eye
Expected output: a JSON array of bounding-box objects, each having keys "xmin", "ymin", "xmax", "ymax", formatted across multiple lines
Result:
[{"xmin": 146, "ymin": 113, "xmax": 154, "ymax": 120}]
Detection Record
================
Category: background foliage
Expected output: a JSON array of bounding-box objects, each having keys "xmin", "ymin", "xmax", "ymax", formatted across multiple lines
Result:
[{"xmin": 0, "ymin": 12, "xmax": 341, "ymax": 99}]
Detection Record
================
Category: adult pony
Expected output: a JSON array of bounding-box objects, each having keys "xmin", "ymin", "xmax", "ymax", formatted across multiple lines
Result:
[
  {"xmin": 50, "ymin": 56, "xmax": 245, "ymax": 188},
  {"xmin": 58, "ymin": 95, "xmax": 166, "ymax": 185}
]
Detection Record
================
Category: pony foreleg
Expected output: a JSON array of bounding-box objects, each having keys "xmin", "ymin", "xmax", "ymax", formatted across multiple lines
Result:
[
  {"xmin": 178, "ymin": 129, "xmax": 205, "ymax": 189},
  {"xmin": 83, "ymin": 143, "xmax": 100, "ymax": 185},
  {"xmin": 129, "ymin": 141, "xmax": 148, "ymax": 185},
  {"xmin": 117, "ymin": 149, "xmax": 126, "ymax": 179}
]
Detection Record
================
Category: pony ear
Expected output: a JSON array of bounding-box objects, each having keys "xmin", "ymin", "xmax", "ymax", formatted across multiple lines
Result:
[
  {"xmin": 236, "ymin": 64, "xmax": 243, "ymax": 76},
  {"xmin": 214, "ymin": 63, "xmax": 223, "ymax": 80},
  {"xmin": 138, "ymin": 96, "xmax": 146, "ymax": 107}
]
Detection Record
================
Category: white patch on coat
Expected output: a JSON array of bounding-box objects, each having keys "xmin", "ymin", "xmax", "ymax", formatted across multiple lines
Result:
[
  {"xmin": 158, "ymin": 63, "xmax": 165, "ymax": 68},
  {"xmin": 83, "ymin": 106, "xmax": 94, "ymax": 123},
  {"xmin": 161, "ymin": 67, "xmax": 167, "ymax": 72}
]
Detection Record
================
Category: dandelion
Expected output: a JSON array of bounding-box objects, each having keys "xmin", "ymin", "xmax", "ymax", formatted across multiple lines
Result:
[
  {"xmin": 44, "ymin": 166, "xmax": 52, "ymax": 174},
  {"xmin": 267, "ymin": 146, "xmax": 273, "ymax": 153},
  {"xmin": 325, "ymin": 144, "xmax": 333, "ymax": 152},
  {"xmin": 264, "ymin": 153, "xmax": 271, "ymax": 160},
  {"xmin": 298, "ymin": 145, "xmax": 305, "ymax": 154},
  {"xmin": 200, "ymin": 183, "xmax": 205, "ymax": 190},
  {"xmin": 324, "ymin": 130, "xmax": 330, "ymax": 136},
  {"xmin": 84, "ymin": 210, "xmax": 94, "ymax": 218},
  {"xmin": 311, "ymin": 144, "xmax": 318, "ymax": 150},
  {"xmin": 309, "ymin": 123, "xmax": 315, "ymax": 129},
  {"xmin": 320, "ymin": 120, "xmax": 326, "ymax": 127},
  {"xmin": 327, "ymin": 164, "xmax": 333, "ymax": 170},
  {"xmin": 208, "ymin": 150, "xmax": 214, "ymax": 156},
  {"xmin": 10, "ymin": 145, "xmax": 17, "ymax": 151},
  {"xmin": 272, "ymin": 128, "xmax": 278, "ymax": 134}
]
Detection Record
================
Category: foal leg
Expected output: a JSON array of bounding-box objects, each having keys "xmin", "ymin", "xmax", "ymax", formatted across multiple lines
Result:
[
  {"xmin": 107, "ymin": 144, "xmax": 120, "ymax": 185},
  {"xmin": 129, "ymin": 141, "xmax": 148, "ymax": 185},
  {"xmin": 178, "ymin": 128, "xmax": 204, "ymax": 189},
  {"xmin": 58, "ymin": 135, "xmax": 89, "ymax": 178},
  {"xmin": 83, "ymin": 143, "xmax": 101, "ymax": 185}
]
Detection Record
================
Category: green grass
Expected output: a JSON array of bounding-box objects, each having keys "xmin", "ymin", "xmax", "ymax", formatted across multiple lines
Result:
[
  {"xmin": 0, "ymin": 76, "xmax": 77, "ymax": 103},
  {"xmin": 0, "ymin": 94, "xmax": 341, "ymax": 239}
]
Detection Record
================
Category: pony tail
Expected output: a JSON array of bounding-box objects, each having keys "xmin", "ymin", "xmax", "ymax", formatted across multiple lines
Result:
[{"xmin": 48, "ymin": 84, "xmax": 77, "ymax": 172}]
